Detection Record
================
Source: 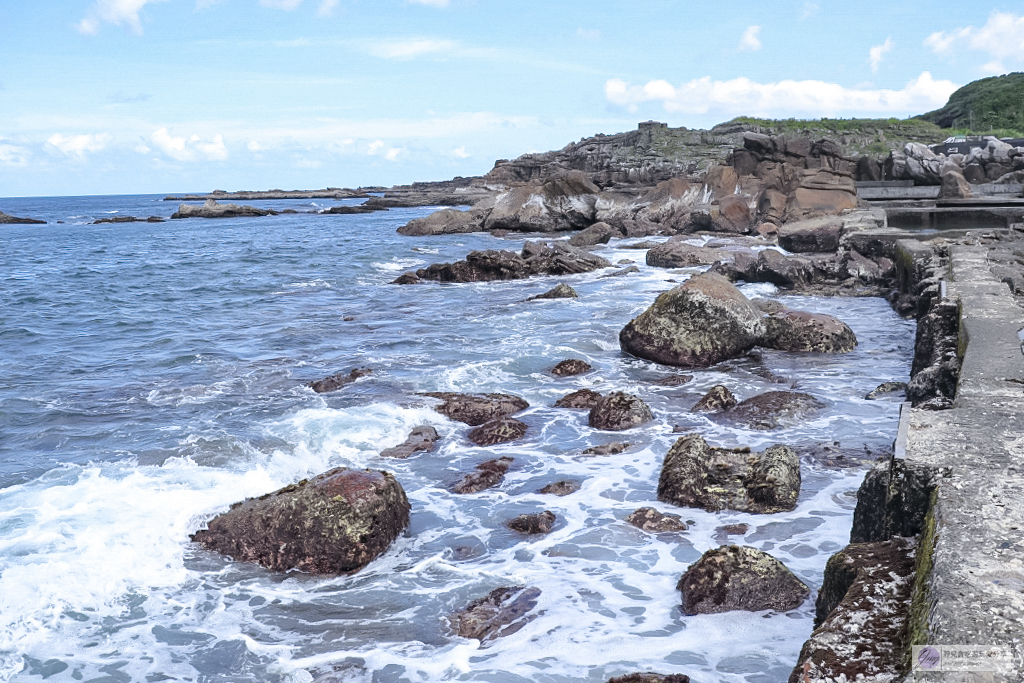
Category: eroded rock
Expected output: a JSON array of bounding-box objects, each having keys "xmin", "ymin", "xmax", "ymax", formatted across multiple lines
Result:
[
  {"xmin": 451, "ymin": 457, "xmax": 514, "ymax": 494},
  {"xmin": 467, "ymin": 416, "xmax": 528, "ymax": 446},
  {"xmin": 626, "ymin": 507, "xmax": 687, "ymax": 532},
  {"xmin": 657, "ymin": 434, "xmax": 800, "ymax": 513},
  {"xmin": 554, "ymin": 389, "xmax": 603, "ymax": 409},
  {"xmin": 588, "ymin": 392, "xmax": 653, "ymax": 431},
  {"xmin": 190, "ymin": 468, "xmax": 410, "ymax": 574},
  {"xmin": 422, "ymin": 392, "xmax": 528, "ymax": 426},
  {"xmin": 677, "ymin": 545, "xmax": 809, "ymax": 615},
  {"xmin": 379, "ymin": 426, "xmax": 439, "ymax": 459},
  {"xmin": 452, "ymin": 586, "xmax": 542, "ymax": 643}
]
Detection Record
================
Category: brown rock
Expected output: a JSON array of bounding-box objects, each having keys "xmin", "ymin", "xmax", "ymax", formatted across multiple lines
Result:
[
  {"xmin": 940, "ymin": 169, "xmax": 972, "ymax": 199},
  {"xmin": 691, "ymin": 384, "xmax": 737, "ymax": 412},
  {"xmin": 308, "ymin": 368, "xmax": 371, "ymax": 393},
  {"xmin": 554, "ymin": 389, "xmax": 603, "ymax": 409},
  {"xmin": 527, "ymin": 282, "xmax": 579, "ymax": 300},
  {"xmin": 452, "ymin": 586, "xmax": 541, "ymax": 643},
  {"xmin": 451, "ymin": 457, "xmax": 513, "ymax": 493},
  {"xmin": 645, "ymin": 241, "xmax": 728, "ymax": 268},
  {"xmin": 507, "ymin": 510, "xmax": 556, "ymax": 534},
  {"xmin": 717, "ymin": 194, "xmax": 751, "ymax": 232},
  {"xmin": 677, "ymin": 545, "xmax": 809, "ymax": 615},
  {"xmin": 777, "ymin": 217, "xmax": 842, "ymax": 253},
  {"xmin": 396, "ymin": 207, "xmax": 486, "ymax": 235},
  {"xmin": 705, "ymin": 164, "xmax": 739, "ymax": 199},
  {"xmin": 568, "ymin": 221, "xmax": 615, "ymax": 247},
  {"xmin": 539, "ymin": 480, "xmax": 580, "ymax": 496},
  {"xmin": 588, "ymin": 392, "xmax": 653, "ymax": 431},
  {"xmin": 551, "ymin": 359, "xmax": 592, "ymax": 376},
  {"xmin": 422, "ymin": 392, "xmax": 528, "ymax": 426},
  {"xmin": 379, "ymin": 426, "xmax": 439, "ymax": 459},
  {"xmin": 720, "ymin": 391, "xmax": 825, "ymax": 430},
  {"xmin": 625, "ymin": 507, "xmax": 687, "ymax": 532},
  {"xmin": 467, "ymin": 416, "xmax": 528, "ymax": 446},
  {"xmin": 760, "ymin": 310, "xmax": 857, "ymax": 353}
]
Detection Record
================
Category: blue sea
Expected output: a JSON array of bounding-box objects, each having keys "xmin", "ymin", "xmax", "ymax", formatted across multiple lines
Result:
[{"xmin": 0, "ymin": 194, "xmax": 915, "ymax": 682}]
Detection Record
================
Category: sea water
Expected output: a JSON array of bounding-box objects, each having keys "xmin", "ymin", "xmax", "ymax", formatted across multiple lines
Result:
[{"xmin": 0, "ymin": 195, "xmax": 915, "ymax": 682}]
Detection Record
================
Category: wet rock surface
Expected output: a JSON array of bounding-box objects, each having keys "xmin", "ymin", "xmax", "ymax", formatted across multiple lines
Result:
[
  {"xmin": 538, "ymin": 480, "xmax": 580, "ymax": 496},
  {"xmin": 657, "ymin": 434, "xmax": 800, "ymax": 513},
  {"xmin": 379, "ymin": 426, "xmax": 439, "ymax": 459},
  {"xmin": 588, "ymin": 392, "xmax": 654, "ymax": 431},
  {"xmin": 718, "ymin": 391, "xmax": 825, "ymax": 430},
  {"xmin": 906, "ymin": 297, "xmax": 960, "ymax": 409},
  {"xmin": 527, "ymin": 282, "xmax": 578, "ymax": 300},
  {"xmin": 507, "ymin": 510, "xmax": 556, "ymax": 534},
  {"xmin": 625, "ymin": 507, "xmax": 687, "ymax": 532},
  {"xmin": 91, "ymin": 215, "xmax": 165, "ymax": 224},
  {"xmin": 791, "ymin": 537, "xmax": 917, "ymax": 683},
  {"xmin": 171, "ymin": 199, "xmax": 277, "ymax": 219},
  {"xmin": 619, "ymin": 272, "xmax": 764, "ymax": 367},
  {"xmin": 691, "ymin": 384, "xmax": 736, "ymax": 412},
  {"xmin": 399, "ymin": 242, "xmax": 611, "ymax": 284},
  {"xmin": 645, "ymin": 241, "xmax": 729, "ymax": 268},
  {"xmin": 190, "ymin": 468, "xmax": 411, "ymax": 574},
  {"xmin": 554, "ymin": 389, "xmax": 603, "ymax": 409},
  {"xmin": 607, "ymin": 674, "xmax": 691, "ymax": 683},
  {"xmin": 467, "ymin": 416, "xmax": 528, "ymax": 446},
  {"xmin": 759, "ymin": 310, "xmax": 857, "ymax": 353},
  {"xmin": 452, "ymin": 586, "xmax": 542, "ymax": 643},
  {"xmin": 451, "ymin": 457, "xmax": 514, "ymax": 494},
  {"xmin": 865, "ymin": 381, "xmax": 907, "ymax": 400},
  {"xmin": 551, "ymin": 359, "xmax": 592, "ymax": 376},
  {"xmin": 308, "ymin": 367, "xmax": 372, "ymax": 393},
  {"xmin": 568, "ymin": 221, "xmax": 615, "ymax": 247},
  {"xmin": 582, "ymin": 442, "xmax": 630, "ymax": 455},
  {"xmin": 652, "ymin": 374, "xmax": 694, "ymax": 386},
  {"xmin": 0, "ymin": 211, "xmax": 46, "ymax": 224},
  {"xmin": 422, "ymin": 392, "xmax": 528, "ymax": 426},
  {"xmin": 677, "ymin": 545, "xmax": 810, "ymax": 615}
]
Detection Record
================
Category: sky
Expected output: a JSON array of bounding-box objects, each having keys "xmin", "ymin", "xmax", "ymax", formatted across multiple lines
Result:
[{"xmin": 1, "ymin": 1, "xmax": 1022, "ymax": 197}]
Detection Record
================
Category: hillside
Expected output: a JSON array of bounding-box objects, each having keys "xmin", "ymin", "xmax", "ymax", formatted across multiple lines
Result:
[{"xmin": 917, "ymin": 72, "xmax": 1024, "ymax": 134}]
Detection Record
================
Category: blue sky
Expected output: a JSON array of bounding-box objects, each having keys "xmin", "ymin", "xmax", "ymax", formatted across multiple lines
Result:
[{"xmin": 1, "ymin": 1, "xmax": 1022, "ymax": 197}]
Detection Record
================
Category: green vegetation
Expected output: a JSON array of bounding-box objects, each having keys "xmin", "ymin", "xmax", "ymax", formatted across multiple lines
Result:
[
  {"xmin": 713, "ymin": 116, "xmax": 944, "ymax": 156},
  {"xmin": 916, "ymin": 72, "xmax": 1024, "ymax": 136}
]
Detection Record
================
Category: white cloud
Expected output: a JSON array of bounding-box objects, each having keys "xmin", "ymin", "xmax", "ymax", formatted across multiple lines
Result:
[
  {"xmin": 260, "ymin": 0, "xmax": 303, "ymax": 9},
  {"xmin": 925, "ymin": 12, "xmax": 1024, "ymax": 65},
  {"xmin": 367, "ymin": 139, "xmax": 401, "ymax": 161},
  {"xmin": 46, "ymin": 133, "xmax": 111, "ymax": 159},
  {"xmin": 367, "ymin": 38, "xmax": 455, "ymax": 60},
  {"xmin": 247, "ymin": 140, "xmax": 262, "ymax": 151},
  {"xmin": 318, "ymin": 0, "xmax": 339, "ymax": 15},
  {"xmin": 800, "ymin": 2, "xmax": 819, "ymax": 20},
  {"xmin": 981, "ymin": 60, "xmax": 1006, "ymax": 75},
  {"xmin": 604, "ymin": 71, "xmax": 957, "ymax": 119},
  {"xmin": 452, "ymin": 146, "xmax": 469, "ymax": 158},
  {"xmin": 195, "ymin": 0, "xmax": 225, "ymax": 8},
  {"xmin": 739, "ymin": 26, "xmax": 761, "ymax": 52},
  {"xmin": 576, "ymin": 27, "xmax": 601, "ymax": 39},
  {"xmin": 78, "ymin": 0, "xmax": 167, "ymax": 35},
  {"xmin": 869, "ymin": 37, "xmax": 893, "ymax": 73},
  {"xmin": 407, "ymin": 0, "xmax": 449, "ymax": 7},
  {"xmin": 134, "ymin": 144, "xmax": 151, "ymax": 154},
  {"xmin": 150, "ymin": 128, "xmax": 228, "ymax": 161},
  {"xmin": 0, "ymin": 140, "xmax": 30, "ymax": 166}
]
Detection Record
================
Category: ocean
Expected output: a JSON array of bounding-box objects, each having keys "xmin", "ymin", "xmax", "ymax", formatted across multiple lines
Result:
[{"xmin": 0, "ymin": 194, "xmax": 915, "ymax": 682}]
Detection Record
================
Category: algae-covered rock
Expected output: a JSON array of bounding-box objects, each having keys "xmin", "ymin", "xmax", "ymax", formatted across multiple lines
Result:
[
  {"xmin": 467, "ymin": 416, "xmax": 528, "ymax": 446},
  {"xmin": 588, "ymin": 391, "xmax": 653, "ymax": 431},
  {"xmin": 452, "ymin": 586, "xmax": 542, "ymax": 644},
  {"xmin": 190, "ymin": 468, "xmax": 410, "ymax": 575},
  {"xmin": 619, "ymin": 272, "xmax": 764, "ymax": 367},
  {"xmin": 691, "ymin": 384, "xmax": 737, "ymax": 412},
  {"xmin": 760, "ymin": 310, "xmax": 857, "ymax": 353},
  {"xmin": 677, "ymin": 545, "xmax": 809, "ymax": 615},
  {"xmin": 538, "ymin": 480, "xmax": 580, "ymax": 496},
  {"xmin": 718, "ymin": 391, "xmax": 825, "ymax": 430},
  {"xmin": 551, "ymin": 359, "xmax": 592, "ymax": 376},
  {"xmin": 507, "ymin": 510, "xmax": 556, "ymax": 534},
  {"xmin": 625, "ymin": 507, "xmax": 687, "ymax": 532},
  {"xmin": 422, "ymin": 392, "xmax": 528, "ymax": 426},
  {"xmin": 657, "ymin": 434, "xmax": 800, "ymax": 513},
  {"xmin": 452, "ymin": 457, "xmax": 513, "ymax": 494},
  {"xmin": 554, "ymin": 388, "xmax": 603, "ymax": 409}
]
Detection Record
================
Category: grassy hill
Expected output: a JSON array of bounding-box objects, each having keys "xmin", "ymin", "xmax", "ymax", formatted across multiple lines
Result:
[
  {"xmin": 916, "ymin": 72, "xmax": 1024, "ymax": 136},
  {"xmin": 714, "ymin": 116, "xmax": 945, "ymax": 156}
]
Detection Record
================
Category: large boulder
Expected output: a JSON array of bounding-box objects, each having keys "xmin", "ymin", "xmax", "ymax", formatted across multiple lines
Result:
[
  {"xmin": 716, "ymin": 194, "xmax": 751, "ymax": 232},
  {"xmin": 190, "ymin": 468, "xmax": 410, "ymax": 574},
  {"xmin": 783, "ymin": 170, "xmax": 858, "ymax": 222},
  {"xmin": 619, "ymin": 272, "xmax": 765, "ymax": 367},
  {"xmin": 759, "ymin": 310, "xmax": 857, "ymax": 353},
  {"xmin": 657, "ymin": 434, "xmax": 800, "ymax": 513},
  {"xmin": 719, "ymin": 391, "xmax": 825, "ymax": 430},
  {"xmin": 483, "ymin": 171, "xmax": 600, "ymax": 232},
  {"xmin": 777, "ymin": 217, "xmax": 842, "ymax": 253},
  {"xmin": 397, "ymin": 207, "xmax": 487, "ymax": 235},
  {"xmin": 452, "ymin": 586, "xmax": 541, "ymax": 643},
  {"xmin": 422, "ymin": 392, "xmax": 528, "ymax": 425},
  {"xmin": 645, "ymin": 241, "xmax": 729, "ymax": 268},
  {"xmin": 467, "ymin": 416, "xmax": 528, "ymax": 446},
  {"xmin": 677, "ymin": 545, "xmax": 810, "ymax": 615},
  {"xmin": 568, "ymin": 221, "xmax": 615, "ymax": 247},
  {"xmin": 379, "ymin": 425, "xmax": 439, "ymax": 459},
  {"xmin": 588, "ymin": 392, "xmax": 653, "ymax": 431},
  {"xmin": 939, "ymin": 168, "xmax": 972, "ymax": 199},
  {"xmin": 171, "ymin": 199, "xmax": 277, "ymax": 219},
  {"xmin": 452, "ymin": 457, "xmax": 513, "ymax": 494}
]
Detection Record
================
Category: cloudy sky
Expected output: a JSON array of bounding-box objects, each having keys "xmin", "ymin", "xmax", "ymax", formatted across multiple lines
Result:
[{"xmin": 1, "ymin": 1, "xmax": 1021, "ymax": 196}]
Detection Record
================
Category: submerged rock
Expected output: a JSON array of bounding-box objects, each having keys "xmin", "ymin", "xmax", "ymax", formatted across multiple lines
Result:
[
  {"xmin": 554, "ymin": 389, "xmax": 603, "ymax": 409},
  {"xmin": 657, "ymin": 434, "xmax": 800, "ymax": 513},
  {"xmin": 467, "ymin": 416, "xmax": 528, "ymax": 446},
  {"xmin": 677, "ymin": 545, "xmax": 809, "ymax": 615},
  {"xmin": 527, "ymin": 283, "xmax": 578, "ymax": 300},
  {"xmin": 625, "ymin": 507, "xmax": 687, "ymax": 532},
  {"xmin": 719, "ymin": 391, "xmax": 825, "ymax": 431},
  {"xmin": 691, "ymin": 384, "xmax": 737, "ymax": 412},
  {"xmin": 619, "ymin": 272, "xmax": 764, "ymax": 367},
  {"xmin": 451, "ymin": 586, "xmax": 542, "ymax": 643},
  {"xmin": 760, "ymin": 311, "xmax": 857, "ymax": 353},
  {"xmin": 308, "ymin": 367, "xmax": 371, "ymax": 393},
  {"xmin": 539, "ymin": 480, "xmax": 581, "ymax": 496},
  {"xmin": 865, "ymin": 381, "xmax": 907, "ymax": 400},
  {"xmin": 583, "ymin": 441, "xmax": 631, "ymax": 455},
  {"xmin": 92, "ymin": 215, "xmax": 165, "ymax": 224},
  {"xmin": 190, "ymin": 468, "xmax": 410, "ymax": 575},
  {"xmin": 607, "ymin": 675, "xmax": 690, "ymax": 683},
  {"xmin": 652, "ymin": 374, "xmax": 694, "ymax": 386},
  {"xmin": 551, "ymin": 359, "xmax": 592, "ymax": 376},
  {"xmin": 451, "ymin": 457, "xmax": 513, "ymax": 494},
  {"xmin": 422, "ymin": 392, "xmax": 528, "ymax": 426},
  {"xmin": 588, "ymin": 392, "xmax": 653, "ymax": 431},
  {"xmin": 507, "ymin": 510, "xmax": 556, "ymax": 534},
  {"xmin": 379, "ymin": 426, "xmax": 439, "ymax": 459}
]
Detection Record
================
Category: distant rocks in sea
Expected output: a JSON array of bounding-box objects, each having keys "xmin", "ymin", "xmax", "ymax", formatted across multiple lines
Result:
[
  {"xmin": 92, "ymin": 215, "xmax": 165, "ymax": 224},
  {"xmin": 308, "ymin": 367, "xmax": 371, "ymax": 393},
  {"xmin": 393, "ymin": 241, "xmax": 611, "ymax": 284},
  {"xmin": 171, "ymin": 199, "xmax": 277, "ymax": 219},
  {"xmin": 0, "ymin": 210, "xmax": 45, "ymax": 224},
  {"xmin": 164, "ymin": 188, "xmax": 369, "ymax": 201}
]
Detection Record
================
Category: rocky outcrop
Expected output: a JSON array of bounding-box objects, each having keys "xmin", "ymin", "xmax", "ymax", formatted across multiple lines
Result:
[
  {"xmin": 451, "ymin": 457, "xmax": 514, "ymax": 494},
  {"xmin": 0, "ymin": 211, "xmax": 46, "ymax": 224},
  {"xmin": 396, "ymin": 206, "xmax": 487, "ymax": 235},
  {"xmin": 551, "ymin": 359, "xmax": 592, "ymax": 376},
  {"xmin": 321, "ymin": 205, "xmax": 388, "ymax": 215},
  {"xmin": 645, "ymin": 240, "xmax": 730, "ymax": 268},
  {"xmin": 625, "ymin": 507, "xmax": 687, "ymax": 532},
  {"xmin": 568, "ymin": 221, "xmax": 615, "ymax": 246},
  {"xmin": 164, "ymin": 188, "xmax": 368, "ymax": 201},
  {"xmin": 905, "ymin": 298, "xmax": 960, "ymax": 410},
  {"xmin": 482, "ymin": 171, "xmax": 600, "ymax": 232},
  {"xmin": 865, "ymin": 381, "xmax": 907, "ymax": 400},
  {"xmin": 398, "ymin": 242, "xmax": 611, "ymax": 284},
  {"xmin": 677, "ymin": 545, "xmax": 809, "ymax": 615},
  {"xmin": 190, "ymin": 468, "xmax": 410, "ymax": 574},
  {"xmin": 554, "ymin": 389, "xmax": 603, "ymax": 409},
  {"xmin": 760, "ymin": 311, "xmax": 857, "ymax": 353},
  {"xmin": 850, "ymin": 458, "xmax": 936, "ymax": 543},
  {"xmin": 308, "ymin": 367, "xmax": 371, "ymax": 393},
  {"xmin": 588, "ymin": 392, "xmax": 654, "ymax": 431},
  {"xmin": 657, "ymin": 434, "xmax": 801, "ymax": 513},
  {"xmin": 507, "ymin": 510, "xmax": 556, "ymax": 534},
  {"xmin": 790, "ymin": 537, "xmax": 917, "ymax": 683},
  {"xmin": 717, "ymin": 391, "xmax": 825, "ymax": 430},
  {"xmin": 379, "ymin": 426, "xmax": 439, "ymax": 459},
  {"xmin": 467, "ymin": 416, "xmax": 528, "ymax": 446},
  {"xmin": 691, "ymin": 384, "xmax": 737, "ymax": 412},
  {"xmin": 171, "ymin": 199, "xmax": 277, "ymax": 219},
  {"xmin": 539, "ymin": 480, "xmax": 580, "ymax": 496},
  {"xmin": 91, "ymin": 215, "xmax": 165, "ymax": 224},
  {"xmin": 777, "ymin": 217, "xmax": 842, "ymax": 253},
  {"xmin": 451, "ymin": 586, "xmax": 541, "ymax": 643},
  {"xmin": 619, "ymin": 272, "xmax": 765, "ymax": 367},
  {"xmin": 422, "ymin": 392, "xmax": 528, "ymax": 426},
  {"xmin": 526, "ymin": 283, "xmax": 578, "ymax": 300}
]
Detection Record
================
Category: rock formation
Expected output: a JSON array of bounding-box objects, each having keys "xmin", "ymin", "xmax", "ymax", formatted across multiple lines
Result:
[
  {"xmin": 451, "ymin": 457, "xmax": 514, "ymax": 494},
  {"xmin": 171, "ymin": 199, "xmax": 277, "ymax": 219},
  {"xmin": 379, "ymin": 426, "xmax": 439, "ymax": 459},
  {"xmin": 395, "ymin": 242, "xmax": 611, "ymax": 284},
  {"xmin": 0, "ymin": 211, "xmax": 46, "ymax": 224},
  {"xmin": 422, "ymin": 392, "xmax": 528, "ymax": 426},
  {"xmin": 588, "ymin": 392, "xmax": 654, "ymax": 431},
  {"xmin": 451, "ymin": 586, "xmax": 541, "ymax": 643},
  {"xmin": 677, "ymin": 545, "xmax": 809, "ymax": 615},
  {"xmin": 467, "ymin": 416, "xmax": 528, "ymax": 446}
]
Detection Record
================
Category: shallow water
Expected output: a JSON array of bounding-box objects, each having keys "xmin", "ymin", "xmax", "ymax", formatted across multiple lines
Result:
[{"xmin": 0, "ymin": 195, "xmax": 915, "ymax": 682}]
